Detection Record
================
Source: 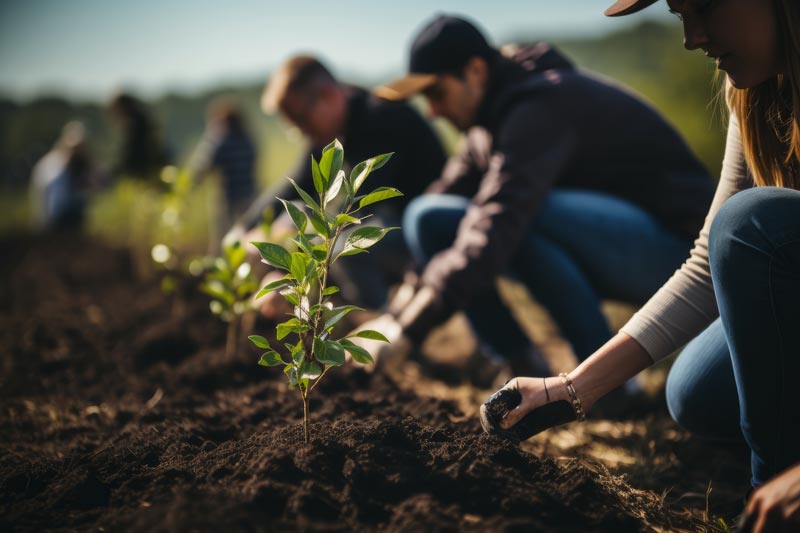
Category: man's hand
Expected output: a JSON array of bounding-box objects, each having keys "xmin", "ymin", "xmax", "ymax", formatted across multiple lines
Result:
[
  {"xmin": 743, "ymin": 462, "xmax": 800, "ymax": 533},
  {"xmin": 346, "ymin": 313, "xmax": 411, "ymax": 371}
]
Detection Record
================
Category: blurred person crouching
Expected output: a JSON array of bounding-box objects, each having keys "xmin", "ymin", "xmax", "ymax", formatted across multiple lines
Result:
[
  {"xmin": 229, "ymin": 55, "xmax": 447, "ymax": 314},
  {"xmin": 352, "ymin": 15, "xmax": 715, "ymax": 391}
]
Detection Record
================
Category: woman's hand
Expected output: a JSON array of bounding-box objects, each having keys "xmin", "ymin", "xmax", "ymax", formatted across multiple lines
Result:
[
  {"xmin": 498, "ymin": 376, "xmax": 569, "ymax": 429},
  {"xmin": 743, "ymin": 463, "xmax": 800, "ymax": 533}
]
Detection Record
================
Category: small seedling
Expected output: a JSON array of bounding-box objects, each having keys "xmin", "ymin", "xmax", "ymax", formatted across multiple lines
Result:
[
  {"xmin": 200, "ymin": 240, "xmax": 259, "ymax": 359},
  {"xmin": 248, "ymin": 139, "xmax": 401, "ymax": 444},
  {"xmin": 150, "ymin": 166, "xmax": 196, "ymax": 316}
]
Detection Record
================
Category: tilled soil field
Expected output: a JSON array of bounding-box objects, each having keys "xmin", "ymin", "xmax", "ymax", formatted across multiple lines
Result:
[{"xmin": 0, "ymin": 234, "xmax": 749, "ymax": 532}]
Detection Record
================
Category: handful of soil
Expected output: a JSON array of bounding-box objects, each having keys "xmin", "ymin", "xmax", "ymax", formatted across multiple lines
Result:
[{"xmin": 480, "ymin": 386, "xmax": 576, "ymax": 442}]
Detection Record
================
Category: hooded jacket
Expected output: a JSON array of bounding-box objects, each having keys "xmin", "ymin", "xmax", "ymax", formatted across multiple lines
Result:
[{"xmin": 399, "ymin": 43, "xmax": 714, "ymax": 342}]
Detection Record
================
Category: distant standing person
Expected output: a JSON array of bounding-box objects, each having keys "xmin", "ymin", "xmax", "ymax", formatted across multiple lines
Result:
[
  {"xmin": 29, "ymin": 121, "xmax": 95, "ymax": 230},
  {"xmin": 107, "ymin": 92, "xmax": 168, "ymax": 182},
  {"xmin": 230, "ymin": 55, "xmax": 448, "ymax": 311},
  {"xmin": 190, "ymin": 97, "xmax": 257, "ymax": 243}
]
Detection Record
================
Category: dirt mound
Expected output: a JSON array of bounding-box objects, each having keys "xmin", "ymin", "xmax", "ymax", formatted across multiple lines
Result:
[{"xmin": 0, "ymin": 234, "xmax": 721, "ymax": 531}]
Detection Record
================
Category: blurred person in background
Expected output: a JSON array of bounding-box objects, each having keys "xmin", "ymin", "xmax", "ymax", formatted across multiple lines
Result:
[
  {"xmin": 485, "ymin": 1, "xmax": 800, "ymax": 530},
  {"xmin": 29, "ymin": 121, "xmax": 96, "ymax": 230},
  {"xmin": 190, "ymin": 96, "xmax": 257, "ymax": 246},
  {"xmin": 357, "ymin": 14, "xmax": 714, "ymax": 389},
  {"xmin": 229, "ymin": 55, "xmax": 447, "ymax": 312},
  {"xmin": 107, "ymin": 92, "xmax": 168, "ymax": 182}
]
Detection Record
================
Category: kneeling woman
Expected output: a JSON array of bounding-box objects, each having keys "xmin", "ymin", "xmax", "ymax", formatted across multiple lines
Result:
[{"xmin": 484, "ymin": 0, "xmax": 800, "ymax": 528}]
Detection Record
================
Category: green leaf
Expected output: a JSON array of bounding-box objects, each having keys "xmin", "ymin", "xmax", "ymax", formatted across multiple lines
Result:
[
  {"xmin": 311, "ymin": 155, "xmax": 325, "ymax": 194},
  {"xmin": 312, "ymin": 336, "xmax": 326, "ymax": 358},
  {"xmin": 236, "ymin": 280, "xmax": 258, "ymax": 299},
  {"xmin": 255, "ymin": 277, "xmax": 292, "ymax": 299},
  {"xmin": 325, "ymin": 170, "xmax": 345, "ymax": 204},
  {"xmin": 304, "ymin": 258, "xmax": 319, "ymax": 286},
  {"xmin": 311, "ymin": 244, "xmax": 327, "ymax": 262},
  {"xmin": 288, "ymin": 178, "xmax": 321, "ymax": 215},
  {"xmin": 319, "ymin": 139, "xmax": 344, "ymax": 183},
  {"xmin": 340, "ymin": 339, "xmax": 375, "ymax": 364},
  {"xmin": 323, "ymin": 305, "xmax": 364, "ymax": 331},
  {"xmin": 258, "ymin": 351, "xmax": 284, "ymax": 367},
  {"xmin": 333, "ymin": 213, "xmax": 360, "ymax": 228},
  {"xmin": 336, "ymin": 227, "xmax": 398, "ymax": 260},
  {"xmin": 289, "ymin": 340, "xmax": 304, "ymax": 356},
  {"xmin": 299, "ymin": 360, "xmax": 322, "ymax": 380},
  {"xmin": 343, "ymin": 167, "xmax": 355, "ymax": 199},
  {"xmin": 284, "ymin": 364, "xmax": 298, "ymax": 388},
  {"xmin": 292, "ymin": 232, "xmax": 314, "ymax": 256},
  {"xmin": 293, "ymin": 348, "xmax": 305, "ymax": 365},
  {"xmin": 358, "ymin": 187, "xmax": 404, "ymax": 210},
  {"xmin": 279, "ymin": 198, "xmax": 307, "ymax": 233},
  {"xmin": 350, "ymin": 152, "xmax": 393, "ymax": 193},
  {"xmin": 350, "ymin": 329, "xmax": 390, "ymax": 343},
  {"xmin": 289, "ymin": 252, "xmax": 307, "ymax": 283},
  {"xmin": 308, "ymin": 210, "xmax": 329, "ymax": 238},
  {"xmin": 319, "ymin": 340, "xmax": 346, "ymax": 366},
  {"xmin": 200, "ymin": 281, "xmax": 235, "ymax": 306},
  {"xmin": 251, "ymin": 241, "xmax": 292, "ymax": 271},
  {"xmin": 276, "ymin": 318, "xmax": 309, "ymax": 340},
  {"xmin": 205, "ymin": 268, "xmax": 232, "ymax": 284},
  {"xmin": 308, "ymin": 303, "xmax": 328, "ymax": 317},
  {"xmin": 249, "ymin": 335, "xmax": 272, "ymax": 349},
  {"xmin": 282, "ymin": 290, "xmax": 300, "ymax": 307},
  {"xmin": 224, "ymin": 241, "xmax": 248, "ymax": 270},
  {"xmin": 322, "ymin": 285, "xmax": 340, "ymax": 296}
]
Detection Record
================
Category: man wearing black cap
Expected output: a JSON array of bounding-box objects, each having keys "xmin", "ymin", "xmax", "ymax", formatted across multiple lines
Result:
[{"xmin": 358, "ymin": 14, "xmax": 714, "ymax": 379}]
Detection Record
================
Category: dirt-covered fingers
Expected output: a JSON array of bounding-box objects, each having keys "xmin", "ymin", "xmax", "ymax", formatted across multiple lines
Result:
[
  {"xmin": 499, "ymin": 377, "xmax": 542, "ymax": 429},
  {"xmin": 499, "ymin": 376, "xmax": 568, "ymax": 429}
]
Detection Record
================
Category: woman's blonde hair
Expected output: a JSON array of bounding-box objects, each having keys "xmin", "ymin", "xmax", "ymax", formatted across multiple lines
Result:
[{"xmin": 725, "ymin": 0, "xmax": 800, "ymax": 188}]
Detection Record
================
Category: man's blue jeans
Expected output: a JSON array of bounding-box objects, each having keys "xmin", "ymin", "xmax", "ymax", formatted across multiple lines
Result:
[
  {"xmin": 403, "ymin": 190, "xmax": 693, "ymax": 362},
  {"xmin": 666, "ymin": 187, "xmax": 800, "ymax": 487}
]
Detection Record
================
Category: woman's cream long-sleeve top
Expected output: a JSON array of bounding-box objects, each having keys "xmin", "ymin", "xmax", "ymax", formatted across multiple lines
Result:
[{"xmin": 621, "ymin": 114, "xmax": 756, "ymax": 361}]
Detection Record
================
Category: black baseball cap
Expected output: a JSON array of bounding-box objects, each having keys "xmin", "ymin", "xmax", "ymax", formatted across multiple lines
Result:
[
  {"xmin": 605, "ymin": 0, "xmax": 660, "ymax": 16},
  {"xmin": 375, "ymin": 15, "xmax": 495, "ymax": 101}
]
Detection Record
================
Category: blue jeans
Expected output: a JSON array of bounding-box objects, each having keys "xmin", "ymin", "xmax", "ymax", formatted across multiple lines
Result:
[
  {"xmin": 403, "ymin": 190, "xmax": 693, "ymax": 362},
  {"xmin": 666, "ymin": 187, "xmax": 800, "ymax": 487}
]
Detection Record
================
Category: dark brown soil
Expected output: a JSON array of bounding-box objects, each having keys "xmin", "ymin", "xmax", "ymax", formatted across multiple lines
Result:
[{"xmin": 0, "ymin": 234, "xmax": 744, "ymax": 532}]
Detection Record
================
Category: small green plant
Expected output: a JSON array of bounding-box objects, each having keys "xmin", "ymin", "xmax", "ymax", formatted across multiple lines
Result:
[
  {"xmin": 151, "ymin": 166, "xmax": 203, "ymax": 318},
  {"xmin": 200, "ymin": 240, "xmax": 259, "ymax": 359},
  {"xmin": 248, "ymin": 139, "xmax": 401, "ymax": 444}
]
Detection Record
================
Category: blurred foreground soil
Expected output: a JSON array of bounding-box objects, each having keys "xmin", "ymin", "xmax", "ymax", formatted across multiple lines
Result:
[{"xmin": 0, "ymin": 234, "xmax": 749, "ymax": 532}]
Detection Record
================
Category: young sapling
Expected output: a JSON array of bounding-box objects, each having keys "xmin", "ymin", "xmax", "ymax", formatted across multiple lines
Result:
[{"xmin": 248, "ymin": 139, "xmax": 402, "ymax": 444}]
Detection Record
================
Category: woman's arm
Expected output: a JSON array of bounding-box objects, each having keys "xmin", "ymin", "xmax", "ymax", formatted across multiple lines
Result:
[{"xmin": 499, "ymin": 332, "xmax": 651, "ymax": 428}]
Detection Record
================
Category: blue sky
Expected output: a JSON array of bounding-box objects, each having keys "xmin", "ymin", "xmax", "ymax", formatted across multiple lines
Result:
[{"xmin": 0, "ymin": 0, "xmax": 673, "ymax": 100}]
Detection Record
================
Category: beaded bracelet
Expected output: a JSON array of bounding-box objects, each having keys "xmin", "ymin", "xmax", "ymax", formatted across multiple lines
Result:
[{"xmin": 559, "ymin": 372, "xmax": 587, "ymax": 422}]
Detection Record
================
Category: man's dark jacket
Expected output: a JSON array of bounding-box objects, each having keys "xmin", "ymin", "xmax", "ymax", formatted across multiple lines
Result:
[
  {"xmin": 240, "ymin": 86, "xmax": 447, "ymax": 229},
  {"xmin": 401, "ymin": 43, "xmax": 714, "ymax": 341}
]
